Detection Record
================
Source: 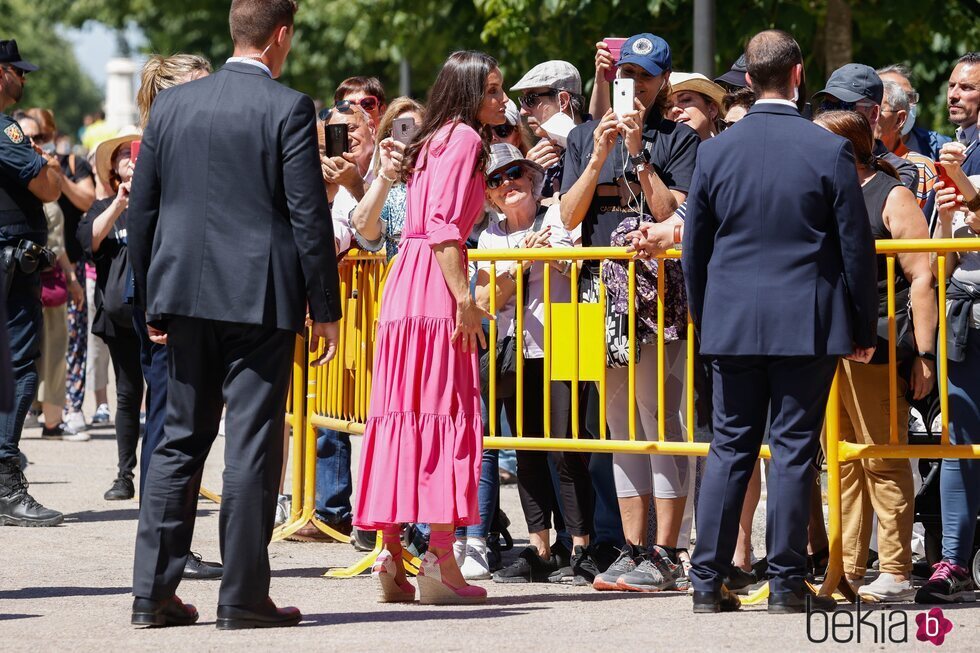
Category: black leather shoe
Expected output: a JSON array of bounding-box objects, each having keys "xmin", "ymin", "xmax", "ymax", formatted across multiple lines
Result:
[
  {"xmin": 769, "ymin": 587, "xmax": 838, "ymax": 614},
  {"xmin": 692, "ymin": 586, "xmax": 741, "ymax": 613},
  {"xmin": 725, "ymin": 566, "xmax": 759, "ymax": 594},
  {"xmin": 104, "ymin": 476, "xmax": 135, "ymax": 501},
  {"xmin": 215, "ymin": 597, "xmax": 301, "ymax": 630},
  {"xmin": 183, "ymin": 552, "xmax": 223, "ymax": 579},
  {"xmin": 132, "ymin": 596, "xmax": 199, "ymax": 627}
]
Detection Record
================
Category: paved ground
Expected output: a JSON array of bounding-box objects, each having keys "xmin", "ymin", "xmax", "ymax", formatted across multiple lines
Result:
[{"xmin": 3, "ymin": 404, "xmax": 978, "ymax": 652}]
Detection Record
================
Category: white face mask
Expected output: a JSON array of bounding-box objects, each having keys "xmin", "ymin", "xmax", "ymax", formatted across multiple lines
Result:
[{"xmin": 902, "ymin": 103, "xmax": 917, "ymax": 137}]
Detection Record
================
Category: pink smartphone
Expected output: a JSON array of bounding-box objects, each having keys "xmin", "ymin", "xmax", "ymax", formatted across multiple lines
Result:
[
  {"xmin": 130, "ymin": 140, "xmax": 141, "ymax": 163},
  {"xmin": 603, "ymin": 37, "xmax": 628, "ymax": 82}
]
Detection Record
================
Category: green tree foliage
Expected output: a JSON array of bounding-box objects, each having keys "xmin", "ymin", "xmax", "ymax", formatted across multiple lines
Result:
[
  {"xmin": 44, "ymin": 0, "xmax": 980, "ymax": 133},
  {"xmin": 1, "ymin": 0, "xmax": 103, "ymax": 136}
]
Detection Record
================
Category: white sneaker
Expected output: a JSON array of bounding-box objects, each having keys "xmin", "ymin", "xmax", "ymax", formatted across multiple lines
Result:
[
  {"xmin": 459, "ymin": 537, "xmax": 492, "ymax": 580},
  {"xmin": 453, "ymin": 537, "xmax": 466, "ymax": 568},
  {"xmin": 274, "ymin": 494, "xmax": 291, "ymax": 527},
  {"xmin": 91, "ymin": 403, "xmax": 112, "ymax": 426},
  {"xmin": 858, "ymin": 573, "xmax": 915, "ymax": 603},
  {"xmin": 24, "ymin": 411, "xmax": 40, "ymax": 429},
  {"xmin": 64, "ymin": 411, "xmax": 87, "ymax": 433}
]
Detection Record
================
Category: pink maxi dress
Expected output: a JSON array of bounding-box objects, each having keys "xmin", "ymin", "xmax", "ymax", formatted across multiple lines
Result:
[{"xmin": 354, "ymin": 122, "xmax": 486, "ymax": 529}]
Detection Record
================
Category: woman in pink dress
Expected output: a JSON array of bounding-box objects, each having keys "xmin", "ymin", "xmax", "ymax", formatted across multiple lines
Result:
[{"xmin": 353, "ymin": 51, "xmax": 507, "ymax": 604}]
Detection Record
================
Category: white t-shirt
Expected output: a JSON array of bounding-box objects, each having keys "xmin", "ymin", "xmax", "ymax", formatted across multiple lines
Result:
[{"xmin": 477, "ymin": 204, "xmax": 574, "ymax": 359}]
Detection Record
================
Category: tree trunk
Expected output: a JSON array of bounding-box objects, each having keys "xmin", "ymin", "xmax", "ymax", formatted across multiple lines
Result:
[{"xmin": 824, "ymin": 0, "xmax": 852, "ymax": 73}]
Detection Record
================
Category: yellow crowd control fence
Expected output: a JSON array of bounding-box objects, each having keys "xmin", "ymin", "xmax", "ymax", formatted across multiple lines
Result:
[{"xmin": 277, "ymin": 239, "xmax": 980, "ymax": 604}]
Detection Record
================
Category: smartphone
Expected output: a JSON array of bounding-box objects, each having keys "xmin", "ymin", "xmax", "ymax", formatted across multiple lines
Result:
[
  {"xmin": 613, "ymin": 78, "xmax": 635, "ymax": 119},
  {"xmin": 935, "ymin": 162, "xmax": 962, "ymax": 196},
  {"xmin": 603, "ymin": 37, "xmax": 628, "ymax": 83},
  {"xmin": 325, "ymin": 123, "xmax": 350, "ymax": 158},
  {"xmin": 130, "ymin": 140, "xmax": 141, "ymax": 163},
  {"xmin": 316, "ymin": 121, "xmax": 326, "ymax": 156},
  {"xmin": 539, "ymin": 111, "xmax": 576, "ymax": 149},
  {"xmin": 41, "ymin": 142, "xmax": 56, "ymax": 155},
  {"xmin": 391, "ymin": 116, "xmax": 418, "ymax": 145}
]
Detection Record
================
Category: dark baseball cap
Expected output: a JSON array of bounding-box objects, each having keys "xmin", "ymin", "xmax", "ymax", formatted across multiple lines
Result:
[
  {"xmin": 813, "ymin": 63, "xmax": 883, "ymax": 105},
  {"xmin": 617, "ymin": 33, "xmax": 671, "ymax": 77},
  {"xmin": 714, "ymin": 54, "xmax": 748, "ymax": 89},
  {"xmin": 0, "ymin": 40, "xmax": 38, "ymax": 73}
]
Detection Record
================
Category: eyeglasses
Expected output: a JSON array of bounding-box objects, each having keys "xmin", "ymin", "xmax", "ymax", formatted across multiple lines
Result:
[
  {"xmin": 492, "ymin": 124, "xmax": 517, "ymax": 139},
  {"xmin": 486, "ymin": 164, "xmax": 525, "ymax": 189},
  {"xmin": 518, "ymin": 89, "xmax": 560, "ymax": 109}
]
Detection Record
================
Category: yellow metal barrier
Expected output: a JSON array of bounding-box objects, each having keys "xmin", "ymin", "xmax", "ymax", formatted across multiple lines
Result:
[
  {"xmin": 285, "ymin": 238, "xmax": 980, "ymax": 606},
  {"xmin": 819, "ymin": 239, "xmax": 980, "ymax": 601}
]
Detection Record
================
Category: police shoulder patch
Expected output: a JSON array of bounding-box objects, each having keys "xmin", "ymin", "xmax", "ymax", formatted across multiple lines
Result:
[{"xmin": 4, "ymin": 123, "xmax": 24, "ymax": 144}]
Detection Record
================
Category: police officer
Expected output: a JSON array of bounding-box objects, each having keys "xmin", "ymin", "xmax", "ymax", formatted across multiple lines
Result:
[{"xmin": 0, "ymin": 39, "xmax": 66, "ymax": 526}]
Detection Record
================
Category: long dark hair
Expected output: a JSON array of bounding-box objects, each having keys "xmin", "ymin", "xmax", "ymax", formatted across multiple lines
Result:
[
  {"xmin": 813, "ymin": 110, "xmax": 900, "ymax": 181},
  {"xmin": 404, "ymin": 51, "xmax": 497, "ymax": 180}
]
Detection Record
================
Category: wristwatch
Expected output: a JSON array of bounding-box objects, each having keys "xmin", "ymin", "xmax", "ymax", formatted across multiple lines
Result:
[
  {"xmin": 966, "ymin": 192, "xmax": 980, "ymax": 212},
  {"xmin": 629, "ymin": 149, "xmax": 651, "ymax": 171},
  {"xmin": 917, "ymin": 351, "xmax": 937, "ymax": 362}
]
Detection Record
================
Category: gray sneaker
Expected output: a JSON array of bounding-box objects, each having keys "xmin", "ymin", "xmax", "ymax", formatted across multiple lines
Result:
[
  {"xmin": 592, "ymin": 544, "xmax": 641, "ymax": 591},
  {"xmin": 616, "ymin": 546, "xmax": 680, "ymax": 592}
]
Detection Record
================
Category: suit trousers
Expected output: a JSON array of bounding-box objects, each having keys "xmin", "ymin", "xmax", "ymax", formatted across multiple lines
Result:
[
  {"xmin": 690, "ymin": 354, "xmax": 837, "ymax": 595},
  {"xmin": 837, "ymin": 360, "xmax": 914, "ymax": 577},
  {"xmin": 132, "ymin": 316, "xmax": 294, "ymax": 606}
]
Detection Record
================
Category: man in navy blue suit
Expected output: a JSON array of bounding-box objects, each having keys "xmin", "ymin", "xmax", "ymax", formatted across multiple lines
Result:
[{"xmin": 681, "ymin": 30, "xmax": 878, "ymax": 614}]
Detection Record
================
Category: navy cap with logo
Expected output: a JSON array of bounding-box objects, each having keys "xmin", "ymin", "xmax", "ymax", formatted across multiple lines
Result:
[
  {"xmin": 617, "ymin": 33, "xmax": 671, "ymax": 77},
  {"xmin": 0, "ymin": 39, "xmax": 39, "ymax": 73},
  {"xmin": 715, "ymin": 54, "xmax": 748, "ymax": 89},
  {"xmin": 813, "ymin": 63, "xmax": 883, "ymax": 105}
]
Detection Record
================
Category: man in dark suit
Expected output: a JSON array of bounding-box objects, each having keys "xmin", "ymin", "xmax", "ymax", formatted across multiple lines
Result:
[
  {"xmin": 681, "ymin": 30, "xmax": 878, "ymax": 614},
  {"xmin": 947, "ymin": 53, "xmax": 980, "ymax": 176},
  {"xmin": 127, "ymin": 0, "xmax": 341, "ymax": 629}
]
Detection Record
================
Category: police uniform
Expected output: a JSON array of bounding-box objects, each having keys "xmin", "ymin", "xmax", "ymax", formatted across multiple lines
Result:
[{"xmin": 0, "ymin": 39, "xmax": 62, "ymax": 527}]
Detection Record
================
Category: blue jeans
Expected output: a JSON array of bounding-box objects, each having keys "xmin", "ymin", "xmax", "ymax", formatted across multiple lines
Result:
[
  {"xmin": 942, "ymin": 327, "xmax": 980, "ymax": 567},
  {"xmin": 0, "ymin": 276, "xmax": 40, "ymax": 462},
  {"xmin": 458, "ymin": 392, "xmax": 508, "ymax": 539},
  {"xmin": 315, "ymin": 428, "xmax": 352, "ymax": 525}
]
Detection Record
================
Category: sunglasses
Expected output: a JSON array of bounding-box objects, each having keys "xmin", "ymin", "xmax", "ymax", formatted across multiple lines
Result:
[
  {"xmin": 492, "ymin": 124, "xmax": 517, "ymax": 139},
  {"xmin": 2, "ymin": 65, "xmax": 26, "ymax": 80},
  {"xmin": 816, "ymin": 98, "xmax": 876, "ymax": 115},
  {"xmin": 317, "ymin": 96, "xmax": 379, "ymax": 122},
  {"xmin": 486, "ymin": 164, "xmax": 525, "ymax": 189},
  {"xmin": 518, "ymin": 89, "xmax": 559, "ymax": 109}
]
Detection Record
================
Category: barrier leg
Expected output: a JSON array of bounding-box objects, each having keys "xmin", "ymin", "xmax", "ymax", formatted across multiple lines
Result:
[
  {"xmin": 199, "ymin": 486, "xmax": 222, "ymax": 504},
  {"xmin": 324, "ymin": 529, "xmax": 422, "ymax": 578},
  {"xmin": 273, "ymin": 338, "xmax": 313, "ymax": 540},
  {"xmin": 819, "ymin": 370, "xmax": 854, "ymax": 602}
]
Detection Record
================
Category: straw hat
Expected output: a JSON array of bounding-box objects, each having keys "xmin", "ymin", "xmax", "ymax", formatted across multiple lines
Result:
[
  {"xmin": 669, "ymin": 72, "xmax": 727, "ymax": 113},
  {"xmin": 94, "ymin": 126, "xmax": 142, "ymax": 187}
]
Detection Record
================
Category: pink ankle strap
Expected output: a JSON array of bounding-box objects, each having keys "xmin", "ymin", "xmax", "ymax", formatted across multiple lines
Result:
[
  {"xmin": 428, "ymin": 530, "xmax": 455, "ymax": 550},
  {"xmin": 381, "ymin": 526, "xmax": 401, "ymax": 546}
]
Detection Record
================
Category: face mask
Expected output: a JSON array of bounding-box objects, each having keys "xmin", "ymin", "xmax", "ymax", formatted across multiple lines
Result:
[{"xmin": 902, "ymin": 103, "xmax": 917, "ymax": 137}]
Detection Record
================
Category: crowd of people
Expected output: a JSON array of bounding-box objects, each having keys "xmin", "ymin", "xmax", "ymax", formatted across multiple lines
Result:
[{"xmin": 1, "ymin": 0, "xmax": 979, "ymax": 629}]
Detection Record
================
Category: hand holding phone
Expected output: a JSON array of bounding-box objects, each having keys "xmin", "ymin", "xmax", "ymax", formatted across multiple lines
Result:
[
  {"xmin": 935, "ymin": 162, "xmax": 963, "ymax": 197},
  {"xmin": 613, "ymin": 78, "xmax": 635, "ymax": 120},
  {"xmin": 391, "ymin": 117, "xmax": 418, "ymax": 145},
  {"xmin": 602, "ymin": 38, "xmax": 627, "ymax": 83},
  {"xmin": 325, "ymin": 124, "xmax": 350, "ymax": 158}
]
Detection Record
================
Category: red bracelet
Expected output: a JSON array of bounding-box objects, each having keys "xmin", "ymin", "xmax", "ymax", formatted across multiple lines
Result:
[{"xmin": 673, "ymin": 224, "xmax": 683, "ymax": 245}]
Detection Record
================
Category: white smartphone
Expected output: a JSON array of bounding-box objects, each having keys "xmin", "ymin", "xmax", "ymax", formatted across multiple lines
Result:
[
  {"xmin": 613, "ymin": 78, "xmax": 635, "ymax": 119},
  {"xmin": 539, "ymin": 111, "xmax": 576, "ymax": 148}
]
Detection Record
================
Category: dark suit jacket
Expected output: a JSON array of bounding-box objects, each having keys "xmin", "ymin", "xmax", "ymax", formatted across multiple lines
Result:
[
  {"xmin": 127, "ymin": 61, "xmax": 342, "ymax": 333},
  {"xmin": 681, "ymin": 102, "xmax": 878, "ymax": 356},
  {"xmin": 962, "ymin": 140, "xmax": 980, "ymax": 176}
]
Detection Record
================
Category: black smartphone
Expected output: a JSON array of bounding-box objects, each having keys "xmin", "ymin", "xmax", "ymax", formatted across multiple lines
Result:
[
  {"xmin": 325, "ymin": 123, "xmax": 350, "ymax": 158},
  {"xmin": 392, "ymin": 116, "xmax": 418, "ymax": 145}
]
